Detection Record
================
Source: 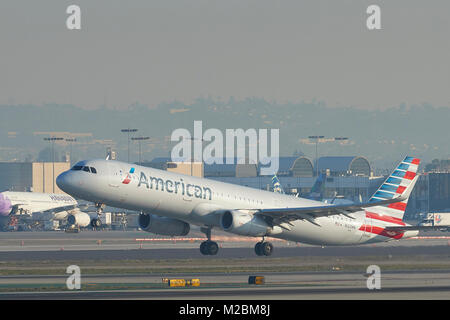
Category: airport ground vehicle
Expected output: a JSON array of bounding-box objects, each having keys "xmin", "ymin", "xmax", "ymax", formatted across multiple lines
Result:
[{"xmin": 419, "ymin": 212, "xmax": 450, "ymax": 231}]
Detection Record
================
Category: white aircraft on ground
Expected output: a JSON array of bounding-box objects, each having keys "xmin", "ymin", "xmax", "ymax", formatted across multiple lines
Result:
[
  {"xmin": 272, "ymin": 174, "xmax": 358, "ymax": 204},
  {"xmin": 0, "ymin": 191, "xmax": 91, "ymax": 229},
  {"xmin": 56, "ymin": 156, "xmax": 429, "ymax": 256}
]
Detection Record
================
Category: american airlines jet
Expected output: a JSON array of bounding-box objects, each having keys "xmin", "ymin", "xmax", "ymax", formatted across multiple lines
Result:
[{"xmin": 56, "ymin": 156, "xmax": 426, "ymax": 256}]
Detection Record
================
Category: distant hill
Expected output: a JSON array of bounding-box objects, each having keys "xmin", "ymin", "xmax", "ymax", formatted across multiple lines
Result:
[{"xmin": 0, "ymin": 99, "xmax": 448, "ymax": 171}]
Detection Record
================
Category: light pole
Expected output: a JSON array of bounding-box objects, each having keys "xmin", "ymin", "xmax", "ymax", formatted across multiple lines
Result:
[
  {"xmin": 65, "ymin": 138, "xmax": 77, "ymax": 165},
  {"xmin": 121, "ymin": 128, "xmax": 138, "ymax": 163},
  {"xmin": 307, "ymin": 136, "xmax": 349, "ymax": 176},
  {"xmin": 188, "ymin": 137, "xmax": 205, "ymax": 176},
  {"xmin": 44, "ymin": 137, "xmax": 63, "ymax": 193},
  {"xmin": 131, "ymin": 136, "xmax": 150, "ymax": 165},
  {"xmin": 308, "ymin": 135, "xmax": 324, "ymax": 177}
]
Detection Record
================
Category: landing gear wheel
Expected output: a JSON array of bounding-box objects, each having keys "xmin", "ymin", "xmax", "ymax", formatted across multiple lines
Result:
[
  {"xmin": 255, "ymin": 242, "xmax": 264, "ymax": 256},
  {"xmin": 261, "ymin": 242, "xmax": 273, "ymax": 256},
  {"xmin": 255, "ymin": 242, "xmax": 273, "ymax": 256},
  {"xmin": 91, "ymin": 218, "xmax": 102, "ymax": 229},
  {"xmin": 207, "ymin": 241, "xmax": 219, "ymax": 255},
  {"xmin": 200, "ymin": 241, "xmax": 219, "ymax": 255},
  {"xmin": 92, "ymin": 203, "xmax": 105, "ymax": 230},
  {"xmin": 200, "ymin": 241, "xmax": 208, "ymax": 255}
]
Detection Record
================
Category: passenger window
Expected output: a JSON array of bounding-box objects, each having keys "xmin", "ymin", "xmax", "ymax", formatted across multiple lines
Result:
[
  {"xmin": 90, "ymin": 167, "xmax": 97, "ymax": 174},
  {"xmin": 83, "ymin": 166, "xmax": 90, "ymax": 172}
]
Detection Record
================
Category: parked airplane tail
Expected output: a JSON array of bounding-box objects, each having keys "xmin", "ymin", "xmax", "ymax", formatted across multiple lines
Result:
[
  {"xmin": 310, "ymin": 173, "xmax": 325, "ymax": 194},
  {"xmin": 271, "ymin": 175, "xmax": 285, "ymax": 194},
  {"xmin": 0, "ymin": 192, "xmax": 12, "ymax": 217},
  {"xmin": 367, "ymin": 156, "xmax": 420, "ymax": 222}
]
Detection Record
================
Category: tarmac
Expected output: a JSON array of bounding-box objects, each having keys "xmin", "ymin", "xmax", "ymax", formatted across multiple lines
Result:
[
  {"xmin": 0, "ymin": 271, "xmax": 450, "ymax": 299},
  {"xmin": 0, "ymin": 230, "xmax": 449, "ymax": 300}
]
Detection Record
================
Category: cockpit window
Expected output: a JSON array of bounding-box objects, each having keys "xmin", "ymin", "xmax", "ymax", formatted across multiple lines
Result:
[{"xmin": 71, "ymin": 164, "xmax": 97, "ymax": 174}]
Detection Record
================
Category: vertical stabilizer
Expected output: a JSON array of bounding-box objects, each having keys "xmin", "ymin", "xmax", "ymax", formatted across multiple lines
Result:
[
  {"xmin": 368, "ymin": 156, "xmax": 420, "ymax": 222},
  {"xmin": 271, "ymin": 175, "xmax": 285, "ymax": 194}
]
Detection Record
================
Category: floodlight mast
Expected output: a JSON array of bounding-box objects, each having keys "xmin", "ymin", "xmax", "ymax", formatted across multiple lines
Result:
[
  {"xmin": 307, "ymin": 136, "xmax": 349, "ymax": 177},
  {"xmin": 43, "ymin": 137, "xmax": 64, "ymax": 193},
  {"xmin": 131, "ymin": 136, "xmax": 150, "ymax": 165},
  {"xmin": 121, "ymin": 128, "xmax": 138, "ymax": 163}
]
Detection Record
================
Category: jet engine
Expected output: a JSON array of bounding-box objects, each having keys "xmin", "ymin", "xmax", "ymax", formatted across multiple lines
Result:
[
  {"xmin": 138, "ymin": 213, "xmax": 190, "ymax": 236},
  {"xmin": 220, "ymin": 210, "xmax": 271, "ymax": 236},
  {"xmin": 67, "ymin": 211, "xmax": 91, "ymax": 227}
]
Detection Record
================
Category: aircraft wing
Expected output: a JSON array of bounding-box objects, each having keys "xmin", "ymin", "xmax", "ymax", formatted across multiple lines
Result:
[
  {"xmin": 257, "ymin": 175, "xmax": 418, "ymax": 226},
  {"xmin": 42, "ymin": 204, "xmax": 78, "ymax": 214},
  {"xmin": 9, "ymin": 204, "xmax": 25, "ymax": 215},
  {"xmin": 256, "ymin": 195, "xmax": 407, "ymax": 225}
]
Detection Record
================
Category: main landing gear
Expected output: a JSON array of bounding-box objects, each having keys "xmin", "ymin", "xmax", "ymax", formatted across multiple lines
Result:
[
  {"xmin": 91, "ymin": 203, "xmax": 105, "ymax": 229},
  {"xmin": 200, "ymin": 227, "xmax": 219, "ymax": 255},
  {"xmin": 254, "ymin": 238, "xmax": 273, "ymax": 256}
]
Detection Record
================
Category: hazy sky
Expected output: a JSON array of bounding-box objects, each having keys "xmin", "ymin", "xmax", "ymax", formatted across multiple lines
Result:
[{"xmin": 1, "ymin": 0, "xmax": 449, "ymax": 110}]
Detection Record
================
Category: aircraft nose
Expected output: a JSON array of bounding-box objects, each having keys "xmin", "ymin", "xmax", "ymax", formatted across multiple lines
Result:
[
  {"xmin": 56, "ymin": 171, "xmax": 68, "ymax": 192},
  {"xmin": 56, "ymin": 170, "xmax": 80, "ymax": 194}
]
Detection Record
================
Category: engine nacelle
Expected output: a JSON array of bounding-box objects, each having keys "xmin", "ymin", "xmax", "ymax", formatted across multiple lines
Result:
[
  {"xmin": 53, "ymin": 211, "xmax": 69, "ymax": 221},
  {"xmin": 220, "ymin": 210, "xmax": 270, "ymax": 237},
  {"xmin": 138, "ymin": 213, "xmax": 190, "ymax": 236},
  {"xmin": 67, "ymin": 211, "xmax": 91, "ymax": 227}
]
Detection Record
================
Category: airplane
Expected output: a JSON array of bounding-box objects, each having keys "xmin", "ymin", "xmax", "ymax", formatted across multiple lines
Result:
[
  {"xmin": 272, "ymin": 173, "xmax": 324, "ymax": 198},
  {"xmin": 56, "ymin": 156, "xmax": 430, "ymax": 256},
  {"xmin": 0, "ymin": 191, "xmax": 91, "ymax": 230},
  {"xmin": 271, "ymin": 175, "xmax": 286, "ymax": 194},
  {"xmin": 303, "ymin": 173, "xmax": 325, "ymax": 201},
  {"xmin": 272, "ymin": 173, "xmax": 356, "ymax": 204}
]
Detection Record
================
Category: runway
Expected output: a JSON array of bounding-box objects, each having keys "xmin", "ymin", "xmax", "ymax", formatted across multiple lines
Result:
[
  {"xmin": 0, "ymin": 230, "xmax": 449, "ymax": 260},
  {"xmin": 0, "ymin": 231, "xmax": 449, "ymax": 300},
  {"xmin": 0, "ymin": 245, "xmax": 450, "ymax": 261},
  {"xmin": 1, "ymin": 270, "xmax": 450, "ymax": 299},
  {"xmin": 2, "ymin": 286, "xmax": 450, "ymax": 300}
]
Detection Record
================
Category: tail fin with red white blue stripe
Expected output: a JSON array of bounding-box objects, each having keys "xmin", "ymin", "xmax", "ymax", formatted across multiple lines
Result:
[{"xmin": 367, "ymin": 156, "xmax": 420, "ymax": 221}]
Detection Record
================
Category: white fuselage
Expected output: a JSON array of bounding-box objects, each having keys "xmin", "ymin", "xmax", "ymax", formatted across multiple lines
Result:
[
  {"xmin": 56, "ymin": 159, "xmax": 415, "ymax": 245},
  {"xmin": 0, "ymin": 191, "xmax": 78, "ymax": 220}
]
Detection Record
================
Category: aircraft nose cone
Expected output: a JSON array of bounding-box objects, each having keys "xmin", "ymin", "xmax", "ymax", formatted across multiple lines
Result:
[
  {"xmin": 56, "ymin": 171, "xmax": 74, "ymax": 193},
  {"xmin": 56, "ymin": 172, "xmax": 67, "ymax": 191}
]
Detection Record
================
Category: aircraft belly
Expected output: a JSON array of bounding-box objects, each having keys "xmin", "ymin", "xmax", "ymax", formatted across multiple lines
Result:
[{"xmin": 277, "ymin": 217, "xmax": 365, "ymax": 246}]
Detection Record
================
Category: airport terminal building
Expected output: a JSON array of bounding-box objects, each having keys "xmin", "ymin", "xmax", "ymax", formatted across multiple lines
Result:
[{"xmin": 0, "ymin": 161, "xmax": 70, "ymax": 194}]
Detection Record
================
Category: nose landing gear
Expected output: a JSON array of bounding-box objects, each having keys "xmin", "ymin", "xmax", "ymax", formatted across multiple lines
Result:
[{"xmin": 91, "ymin": 203, "xmax": 105, "ymax": 229}]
